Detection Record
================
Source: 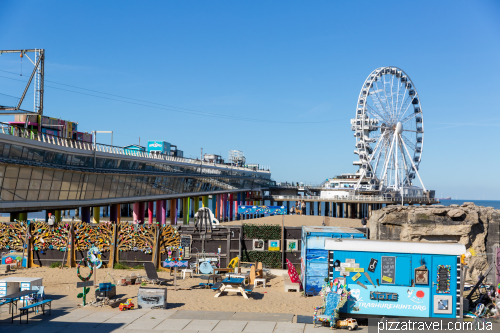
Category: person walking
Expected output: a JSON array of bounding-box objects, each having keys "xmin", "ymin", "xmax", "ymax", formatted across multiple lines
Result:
[
  {"xmin": 48, "ymin": 212, "xmax": 55, "ymax": 229},
  {"xmin": 301, "ymin": 201, "xmax": 306, "ymax": 215}
]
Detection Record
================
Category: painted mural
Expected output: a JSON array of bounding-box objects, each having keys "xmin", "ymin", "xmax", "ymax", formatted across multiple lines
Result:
[{"xmin": 305, "ymin": 249, "xmax": 329, "ymax": 295}]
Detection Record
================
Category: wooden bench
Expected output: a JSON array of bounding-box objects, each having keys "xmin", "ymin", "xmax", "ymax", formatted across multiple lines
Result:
[
  {"xmin": 283, "ymin": 274, "xmax": 300, "ymax": 292},
  {"xmin": 0, "ymin": 299, "xmax": 15, "ymax": 323},
  {"xmin": 211, "ymin": 282, "xmax": 222, "ymax": 290},
  {"xmin": 19, "ymin": 299, "xmax": 52, "ymax": 324}
]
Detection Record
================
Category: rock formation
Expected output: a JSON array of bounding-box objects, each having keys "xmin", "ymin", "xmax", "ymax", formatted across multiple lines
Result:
[{"xmin": 369, "ymin": 202, "xmax": 500, "ymax": 284}]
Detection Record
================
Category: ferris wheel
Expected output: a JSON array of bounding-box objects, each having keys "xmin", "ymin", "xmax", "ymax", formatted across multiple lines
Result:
[{"xmin": 352, "ymin": 66, "xmax": 426, "ymax": 193}]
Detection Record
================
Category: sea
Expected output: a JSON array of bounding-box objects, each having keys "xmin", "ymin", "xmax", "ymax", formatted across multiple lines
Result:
[{"xmin": 437, "ymin": 199, "xmax": 500, "ymax": 210}]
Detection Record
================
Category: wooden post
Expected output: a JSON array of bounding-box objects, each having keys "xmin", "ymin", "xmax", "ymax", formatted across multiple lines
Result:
[
  {"xmin": 281, "ymin": 214, "xmax": 284, "ymax": 269},
  {"xmin": 226, "ymin": 227, "xmax": 231, "ymax": 267},
  {"xmin": 27, "ymin": 222, "xmax": 33, "ymax": 268},
  {"xmin": 153, "ymin": 225, "xmax": 161, "ymax": 268},
  {"xmin": 70, "ymin": 221, "xmax": 76, "ymax": 267},
  {"xmin": 108, "ymin": 223, "xmax": 118, "ymax": 269}
]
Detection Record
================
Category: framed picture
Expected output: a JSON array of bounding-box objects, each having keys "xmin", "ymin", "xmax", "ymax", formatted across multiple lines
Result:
[
  {"xmin": 268, "ymin": 240, "xmax": 280, "ymax": 251},
  {"xmin": 414, "ymin": 268, "xmax": 429, "ymax": 285},
  {"xmin": 252, "ymin": 239, "xmax": 265, "ymax": 251},
  {"xmin": 286, "ymin": 240, "xmax": 298, "ymax": 252},
  {"xmin": 433, "ymin": 295, "xmax": 453, "ymax": 314}
]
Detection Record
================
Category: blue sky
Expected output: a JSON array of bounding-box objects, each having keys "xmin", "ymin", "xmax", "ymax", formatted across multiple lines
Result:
[{"xmin": 0, "ymin": 1, "xmax": 499, "ymax": 199}]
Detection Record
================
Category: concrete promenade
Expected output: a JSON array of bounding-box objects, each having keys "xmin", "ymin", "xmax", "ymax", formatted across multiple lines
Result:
[{"xmin": 0, "ymin": 307, "xmax": 361, "ymax": 333}]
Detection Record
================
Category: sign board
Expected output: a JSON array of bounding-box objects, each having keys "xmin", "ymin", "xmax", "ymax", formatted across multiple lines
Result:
[
  {"xmin": 77, "ymin": 281, "xmax": 94, "ymax": 288},
  {"xmin": 345, "ymin": 267, "xmax": 364, "ymax": 273},
  {"xmin": 437, "ymin": 265, "xmax": 451, "ymax": 293},
  {"xmin": 381, "ymin": 256, "xmax": 396, "ymax": 284},
  {"xmin": 238, "ymin": 205, "xmax": 287, "ymax": 215},
  {"xmin": 180, "ymin": 236, "xmax": 191, "ymax": 248},
  {"xmin": 346, "ymin": 284, "xmax": 430, "ymax": 317},
  {"xmin": 368, "ymin": 258, "xmax": 378, "ymax": 272},
  {"xmin": 147, "ymin": 141, "xmax": 171, "ymax": 154}
]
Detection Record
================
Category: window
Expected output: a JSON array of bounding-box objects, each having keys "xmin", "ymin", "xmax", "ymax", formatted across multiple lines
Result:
[
  {"xmin": 27, "ymin": 190, "xmax": 39, "ymax": 201},
  {"xmin": 18, "ymin": 168, "xmax": 32, "ymax": 179},
  {"xmin": 16, "ymin": 179, "xmax": 29, "ymax": 190},
  {"xmin": 29, "ymin": 179, "xmax": 41, "ymax": 190},
  {"xmin": 5, "ymin": 166, "xmax": 19, "ymax": 178},
  {"xmin": 38, "ymin": 191, "xmax": 49, "ymax": 200},
  {"xmin": 40, "ymin": 180, "xmax": 52, "ymax": 190},
  {"xmin": 3, "ymin": 178, "xmax": 17, "ymax": 190},
  {"xmin": 31, "ymin": 169, "xmax": 43, "ymax": 179},
  {"xmin": 14, "ymin": 190, "xmax": 27, "ymax": 200},
  {"xmin": 51, "ymin": 181, "xmax": 62, "ymax": 191},
  {"xmin": 49, "ymin": 191, "xmax": 59, "ymax": 200},
  {"xmin": 42, "ymin": 169, "xmax": 54, "ymax": 180},
  {"xmin": 9, "ymin": 145, "xmax": 23, "ymax": 159},
  {"xmin": 1, "ymin": 189, "xmax": 14, "ymax": 200}
]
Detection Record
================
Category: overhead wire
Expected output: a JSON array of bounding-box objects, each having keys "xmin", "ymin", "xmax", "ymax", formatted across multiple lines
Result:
[{"xmin": 0, "ymin": 69, "xmax": 348, "ymax": 124}]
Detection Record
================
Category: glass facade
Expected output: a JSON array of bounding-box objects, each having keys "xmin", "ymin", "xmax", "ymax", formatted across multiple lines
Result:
[
  {"xmin": 0, "ymin": 163, "xmax": 267, "ymax": 202},
  {"xmin": 0, "ymin": 141, "xmax": 273, "ymax": 203},
  {"xmin": 0, "ymin": 141, "xmax": 270, "ymax": 179}
]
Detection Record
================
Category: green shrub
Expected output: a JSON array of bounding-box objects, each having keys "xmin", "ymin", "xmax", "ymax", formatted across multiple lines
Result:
[
  {"xmin": 50, "ymin": 262, "xmax": 62, "ymax": 268},
  {"xmin": 113, "ymin": 262, "xmax": 130, "ymax": 269},
  {"xmin": 242, "ymin": 224, "xmax": 281, "ymax": 240},
  {"xmin": 241, "ymin": 251, "xmax": 282, "ymax": 269}
]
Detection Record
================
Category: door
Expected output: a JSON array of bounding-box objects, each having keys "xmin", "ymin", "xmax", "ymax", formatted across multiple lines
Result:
[{"xmin": 431, "ymin": 255, "xmax": 457, "ymax": 318}]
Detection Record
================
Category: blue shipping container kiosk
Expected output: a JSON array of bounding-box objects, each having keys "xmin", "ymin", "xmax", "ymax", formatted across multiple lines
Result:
[
  {"xmin": 300, "ymin": 226, "xmax": 366, "ymax": 296},
  {"xmin": 324, "ymin": 238, "xmax": 466, "ymax": 318}
]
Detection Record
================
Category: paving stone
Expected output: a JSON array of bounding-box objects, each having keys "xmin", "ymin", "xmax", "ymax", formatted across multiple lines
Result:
[
  {"xmin": 169, "ymin": 310, "xmax": 235, "ymax": 320},
  {"xmin": 153, "ymin": 319, "xmax": 192, "ymax": 330},
  {"xmin": 146, "ymin": 309, "xmax": 177, "ymax": 319},
  {"xmin": 304, "ymin": 324, "xmax": 337, "ymax": 332},
  {"xmin": 56, "ymin": 323, "xmax": 127, "ymax": 333},
  {"xmin": 124, "ymin": 318, "xmax": 165, "ymax": 330},
  {"xmin": 212, "ymin": 320, "xmax": 248, "ymax": 332},
  {"xmin": 231, "ymin": 312, "xmax": 293, "ymax": 322},
  {"xmin": 296, "ymin": 315, "xmax": 313, "ymax": 324},
  {"xmin": 183, "ymin": 319, "xmax": 220, "ymax": 331},
  {"xmin": 242, "ymin": 321, "xmax": 276, "ymax": 333},
  {"xmin": 273, "ymin": 322, "xmax": 305, "ymax": 333},
  {"xmin": 15, "ymin": 327, "xmax": 62, "ymax": 333}
]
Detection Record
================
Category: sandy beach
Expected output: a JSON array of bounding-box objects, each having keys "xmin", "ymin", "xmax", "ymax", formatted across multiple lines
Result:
[
  {"xmin": 223, "ymin": 215, "xmax": 366, "ymax": 228},
  {"xmin": 1, "ymin": 266, "xmax": 322, "ymax": 316}
]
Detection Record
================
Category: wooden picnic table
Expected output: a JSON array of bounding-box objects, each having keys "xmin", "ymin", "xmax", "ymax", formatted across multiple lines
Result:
[
  {"xmin": 213, "ymin": 268, "xmax": 233, "ymax": 274},
  {"xmin": 213, "ymin": 277, "xmax": 252, "ymax": 300}
]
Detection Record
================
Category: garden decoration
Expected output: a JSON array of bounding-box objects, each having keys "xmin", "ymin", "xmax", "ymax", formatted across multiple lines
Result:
[
  {"xmin": 117, "ymin": 222, "xmax": 155, "ymax": 253},
  {"xmin": 77, "ymin": 257, "xmax": 94, "ymax": 306},
  {"xmin": 32, "ymin": 222, "xmax": 71, "ymax": 251},
  {"xmin": 313, "ymin": 284, "xmax": 351, "ymax": 329},
  {"xmin": 0, "ymin": 222, "xmax": 27, "ymax": 251},
  {"xmin": 74, "ymin": 222, "xmax": 113, "ymax": 252},
  {"xmin": 87, "ymin": 246, "xmax": 103, "ymax": 269},
  {"xmin": 159, "ymin": 225, "xmax": 181, "ymax": 255}
]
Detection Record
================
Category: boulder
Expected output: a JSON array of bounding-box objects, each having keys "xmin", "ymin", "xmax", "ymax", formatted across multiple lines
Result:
[
  {"xmin": 447, "ymin": 208, "xmax": 465, "ymax": 219},
  {"xmin": 368, "ymin": 203, "xmax": 498, "ymax": 284}
]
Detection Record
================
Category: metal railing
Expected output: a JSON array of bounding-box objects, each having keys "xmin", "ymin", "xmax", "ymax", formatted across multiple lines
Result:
[
  {"xmin": 0, "ymin": 124, "xmax": 271, "ymax": 174},
  {"xmin": 267, "ymin": 195, "xmax": 436, "ymax": 203}
]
